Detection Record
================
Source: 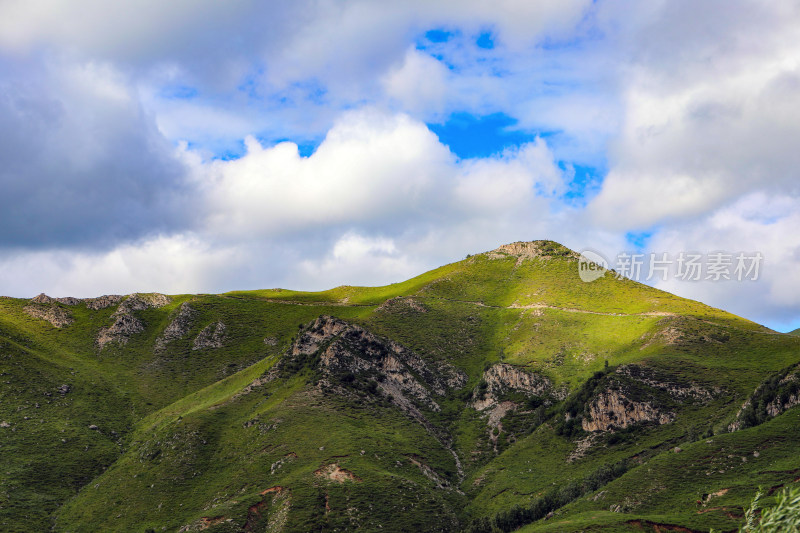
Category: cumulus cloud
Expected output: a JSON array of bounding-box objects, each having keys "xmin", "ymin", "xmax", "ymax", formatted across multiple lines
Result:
[
  {"xmin": 198, "ymin": 109, "xmax": 571, "ymax": 241},
  {"xmin": 0, "ymin": 233, "xmax": 237, "ymax": 297},
  {"xmin": 1, "ymin": 0, "xmax": 799, "ymax": 332},
  {"xmin": 648, "ymin": 193, "xmax": 800, "ymax": 330},
  {"xmin": 589, "ymin": 1, "xmax": 800, "ymax": 229},
  {"xmin": 200, "ymin": 110, "xmax": 453, "ymax": 237},
  {"xmin": 383, "ymin": 49, "xmax": 450, "ymax": 116},
  {"xmin": 295, "ymin": 232, "xmax": 422, "ymax": 289}
]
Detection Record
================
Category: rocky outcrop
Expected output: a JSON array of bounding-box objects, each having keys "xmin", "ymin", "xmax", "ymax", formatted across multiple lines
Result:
[
  {"xmin": 239, "ymin": 316, "xmax": 468, "ymax": 481},
  {"xmin": 155, "ymin": 302, "xmax": 195, "ymax": 351},
  {"xmin": 30, "ymin": 293, "xmax": 82, "ymax": 306},
  {"xmin": 117, "ymin": 293, "xmax": 171, "ymax": 313},
  {"xmin": 729, "ymin": 364, "xmax": 800, "ymax": 431},
  {"xmin": 96, "ymin": 293, "xmax": 171, "ymax": 349},
  {"xmin": 96, "ymin": 314, "xmax": 144, "ymax": 349},
  {"xmin": 486, "ymin": 240, "xmax": 578, "ymax": 262},
  {"xmin": 84, "ymin": 295, "xmax": 124, "ymax": 310},
  {"xmin": 472, "ymin": 363, "xmax": 561, "ymax": 411},
  {"xmin": 616, "ymin": 364, "xmax": 719, "ymax": 402},
  {"xmin": 193, "ymin": 321, "xmax": 226, "ymax": 350},
  {"xmin": 23, "ymin": 303, "xmax": 73, "ymax": 328},
  {"xmin": 582, "ymin": 389, "xmax": 675, "ymax": 432},
  {"xmin": 292, "ymin": 316, "xmax": 465, "ymax": 413}
]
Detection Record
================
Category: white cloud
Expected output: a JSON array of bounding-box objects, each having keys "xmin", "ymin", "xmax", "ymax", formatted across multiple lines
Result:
[
  {"xmin": 648, "ymin": 193, "xmax": 800, "ymax": 329},
  {"xmin": 295, "ymin": 232, "xmax": 421, "ymax": 289},
  {"xmin": 0, "ymin": 234, "xmax": 237, "ymax": 297},
  {"xmin": 198, "ymin": 109, "xmax": 572, "ymax": 240},
  {"xmin": 589, "ymin": 1, "xmax": 800, "ymax": 229},
  {"xmin": 200, "ymin": 109, "xmax": 453, "ymax": 237},
  {"xmin": 383, "ymin": 49, "xmax": 449, "ymax": 116},
  {"xmin": 2, "ymin": 0, "xmax": 800, "ymax": 332}
]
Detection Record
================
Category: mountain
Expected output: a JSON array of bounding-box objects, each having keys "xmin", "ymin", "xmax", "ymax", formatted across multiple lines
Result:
[{"xmin": 1, "ymin": 240, "xmax": 798, "ymax": 532}]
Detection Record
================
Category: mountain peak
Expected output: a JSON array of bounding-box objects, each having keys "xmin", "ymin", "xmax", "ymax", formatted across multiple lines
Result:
[{"xmin": 486, "ymin": 240, "xmax": 577, "ymax": 260}]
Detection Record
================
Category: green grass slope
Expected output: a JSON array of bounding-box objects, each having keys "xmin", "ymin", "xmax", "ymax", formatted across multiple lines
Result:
[{"xmin": 0, "ymin": 240, "xmax": 797, "ymax": 532}]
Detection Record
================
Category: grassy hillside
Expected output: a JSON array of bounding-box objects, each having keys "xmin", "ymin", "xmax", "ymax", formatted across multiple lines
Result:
[{"xmin": 0, "ymin": 240, "xmax": 798, "ymax": 532}]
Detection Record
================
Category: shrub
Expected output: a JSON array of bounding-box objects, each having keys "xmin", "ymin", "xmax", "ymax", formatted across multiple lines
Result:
[{"xmin": 729, "ymin": 486, "xmax": 800, "ymax": 533}]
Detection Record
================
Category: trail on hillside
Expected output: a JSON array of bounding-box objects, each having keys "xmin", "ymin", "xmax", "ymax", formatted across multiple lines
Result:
[{"xmin": 416, "ymin": 296, "xmax": 677, "ymax": 317}]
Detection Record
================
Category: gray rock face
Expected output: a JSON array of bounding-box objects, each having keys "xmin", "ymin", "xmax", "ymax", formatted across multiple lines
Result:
[
  {"xmin": 486, "ymin": 240, "xmax": 579, "ymax": 262},
  {"xmin": 582, "ymin": 389, "xmax": 675, "ymax": 432},
  {"xmin": 96, "ymin": 314, "xmax": 145, "ymax": 349},
  {"xmin": 30, "ymin": 293, "xmax": 82, "ymax": 306},
  {"xmin": 472, "ymin": 363, "xmax": 560, "ymax": 412},
  {"xmin": 84, "ymin": 295, "xmax": 124, "ymax": 310},
  {"xmin": 289, "ymin": 315, "xmax": 466, "ymax": 413},
  {"xmin": 23, "ymin": 304, "xmax": 74, "ymax": 328},
  {"xmin": 234, "ymin": 315, "xmax": 468, "ymax": 482},
  {"xmin": 96, "ymin": 293, "xmax": 171, "ymax": 349},
  {"xmin": 728, "ymin": 363, "xmax": 800, "ymax": 431},
  {"xmin": 155, "ymin": 302, "xmax": 195, "ymax": 351},
  {"xmin": 192, "ymin": 321, "xmax": 226, "ymax": 350},
  {"xmin": 117, "ymin": 293, "xmax": 171, "ymax": 313}
]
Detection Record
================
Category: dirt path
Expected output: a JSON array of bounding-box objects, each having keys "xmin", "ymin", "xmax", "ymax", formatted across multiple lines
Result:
[{"xmin": 416, "ymin": 296, "xmax": 678, "ymax": 318}]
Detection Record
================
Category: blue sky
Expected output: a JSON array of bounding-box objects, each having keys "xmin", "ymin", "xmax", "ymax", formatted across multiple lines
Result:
[{"xmin": 1, "ymin": 0, "xmax": 800, "ymax": 332}]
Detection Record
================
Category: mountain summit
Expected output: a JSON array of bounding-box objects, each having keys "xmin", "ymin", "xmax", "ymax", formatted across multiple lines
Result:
[{"xmin": 1, "ymin": 241, "xmax": 798, "ymax": 532}]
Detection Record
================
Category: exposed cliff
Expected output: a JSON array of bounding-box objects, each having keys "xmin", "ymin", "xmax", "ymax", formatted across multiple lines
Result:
[
  {"xmin": 288, "ymin": 315, "xmax": 466, "ymax": 414},
  {"xmin": 582, "ymin": 389, "xmax": 675, "ymax": 432},
  {"xmin": 616, "ymin": 364, "xmax": 720, "ymax": 402},
  {"xmin": 472, "ymin": 363, "xmax": 561, "ymax": 412},
  {"xmin": 30, "ymin": 293, "xmax": 82, "ymax": 306}
]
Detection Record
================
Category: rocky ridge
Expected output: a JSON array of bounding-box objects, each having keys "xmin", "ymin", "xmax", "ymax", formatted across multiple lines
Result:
[
  {"xmin": 96, "ymin": 293, "xmax": 171, "ymax": 349},
  {"xmin": 85, "ymin": 295, "xmax": 124, "ymax": 310},
  {"xmin": 290, "ymin": 315, "xmax": 466, "ymax": 413},
  {"xmin": 250, "ymin": 315, "xmax": 468, "ymax": 480},
  {"xmin": 30, "ymin": 293, "xmax": 82, "ymax": 306},
  {"xmin": 486, "ymin": 240, "xmax": 579, "ymax": 263},
  {"xmin": 23, "ymin": 303, "xmax": 74, "ymax": 328}
]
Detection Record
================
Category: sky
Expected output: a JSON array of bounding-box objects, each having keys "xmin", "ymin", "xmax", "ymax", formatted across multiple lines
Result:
[{"xmin": 1, "ymin": 1, "xmax": 800, "ymax": 332}]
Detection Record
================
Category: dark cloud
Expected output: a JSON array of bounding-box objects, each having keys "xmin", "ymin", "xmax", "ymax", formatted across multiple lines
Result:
[{"xmin": 0, "ymin": 59, "xmax": 192, "ymax": 249}]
